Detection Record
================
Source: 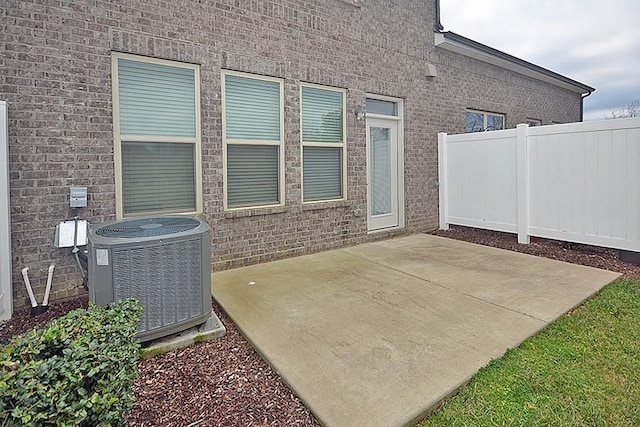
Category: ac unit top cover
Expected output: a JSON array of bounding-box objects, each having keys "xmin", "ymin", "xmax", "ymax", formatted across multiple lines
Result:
[{"xmin": 89, "ymin": 216, "xmax": 210, "ymax": 244}]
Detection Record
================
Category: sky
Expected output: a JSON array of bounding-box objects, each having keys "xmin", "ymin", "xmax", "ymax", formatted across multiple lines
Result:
[{"xmin": 440, "ymin": 0, "xmax": 640, "ymax": 121}]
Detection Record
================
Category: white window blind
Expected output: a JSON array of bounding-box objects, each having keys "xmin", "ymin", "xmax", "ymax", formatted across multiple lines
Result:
[
  {"xmin": 118, "ymin": 59, "xmax": 196, "ymax": 137},
  {"xmin": 302, "ymin": 87, "xmax": 343, "ymax": 143},
  {"xmin": 301, "ymin": 85, "xmax": 345, "ymax": 202},
  {"xmin": 225, "ymin": 75, "xmax": 281, "ymax": 141},
  {"xmin": 122, "ymin": 142, "xmax": 196, "ymax": 214},
  {"xmin": 303, "ymin": 147, "xmax": 342, "ymax": 200},
  {"xmin": 227, "ymin": 145, "xmax": 279, "ymax": 208},
  {"xmin": 114, "ymin": 55, "xmax": 200, "ymax": 216},
  {"xmin": 223, "ymin": 72, "xmax": 283, "ymax": 209},
  {"xmin": 370, "ymin": 127, "xmax": 391, "ymax": 215}
]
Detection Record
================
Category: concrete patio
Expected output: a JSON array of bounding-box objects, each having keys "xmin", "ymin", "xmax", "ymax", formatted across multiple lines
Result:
[{"xmin": 211, "ymin": 234, "xmax": 620, "ymax": 427}]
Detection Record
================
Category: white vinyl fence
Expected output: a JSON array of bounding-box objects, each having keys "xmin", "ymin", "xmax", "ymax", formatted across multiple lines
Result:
[
  {"xmin": 1, "ymin": 101, "xmax": 12, "ymax": 320},
  {"xmin": 438, "ymin": 117, "xmax": 640, "ymax": 252}
]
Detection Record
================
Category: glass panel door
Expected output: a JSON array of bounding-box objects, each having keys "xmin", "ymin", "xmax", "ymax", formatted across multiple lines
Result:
[
  {"xmin": 370, "ymin": 127, "xmax": 391, "ymax": 215},
  {"xmin": 366, "ymin": 118, "xmax": 398, "ymax": 231}
]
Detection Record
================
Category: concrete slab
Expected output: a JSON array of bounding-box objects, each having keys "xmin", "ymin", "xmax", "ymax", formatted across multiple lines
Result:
[
  {"xmin": 212, "ymin": 234, "xmax": 620, "ymax": 427},
  {"xmin": 141, "ymin": 313, "xmax": 226, "ymax": 359},
  {"xmin": 343, "ymin": 235, "xmax": 621, "ymax": 322}
]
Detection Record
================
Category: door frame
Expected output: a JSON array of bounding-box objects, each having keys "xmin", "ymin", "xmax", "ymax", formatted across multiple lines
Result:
[{"xmin": 365, "ymin": 94, "xmax": 405, "ymax": 232}]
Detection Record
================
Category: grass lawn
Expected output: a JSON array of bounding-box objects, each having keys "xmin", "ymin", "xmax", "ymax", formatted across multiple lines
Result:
[{"xmin": 421, "ymin": 279, "xmax": 640, "ymax": 427}]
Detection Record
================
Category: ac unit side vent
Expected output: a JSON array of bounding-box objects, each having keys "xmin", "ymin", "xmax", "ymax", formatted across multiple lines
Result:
[{"xmin": 113, "ymin": 239, "xmax": 203, "ymax": 333}]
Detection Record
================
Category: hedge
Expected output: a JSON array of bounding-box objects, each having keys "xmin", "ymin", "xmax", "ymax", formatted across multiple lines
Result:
[{"xmin": 0, "ymin": 299, "xmax": 142, "ymax": 426}]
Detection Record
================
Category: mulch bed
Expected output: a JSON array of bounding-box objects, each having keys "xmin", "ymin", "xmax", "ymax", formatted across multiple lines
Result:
[
  {"xmin": 430, "ymin": 226, "xmax": 640, "ymax": 279},
  {"xmin": 0, "ymin": 297, "xmax": 88, "ymax": 344},
  {"xmin": 0, "ymin": 299, "xmax": 319, "ymax": 427},
  {"xmin": 127, "ymin": 302, "xmax": 319, "ymax": 427},
  {"xmin": 1, "ymin": 226, "xmax": 638, "ymax": 426}
]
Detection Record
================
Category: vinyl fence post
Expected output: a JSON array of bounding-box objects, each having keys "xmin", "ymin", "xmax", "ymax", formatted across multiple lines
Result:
[
  {"xmin": 438, "ymin": 132, "xmax": 449, "ymax": 230},
  {"xmin": 516, "ymin": 124, "xmax": 530, "ymax": 244}
]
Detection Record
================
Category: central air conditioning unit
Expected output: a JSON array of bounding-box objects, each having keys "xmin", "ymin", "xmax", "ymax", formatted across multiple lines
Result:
[{"xmin": 88, "ymin": 216, "xmax": 212, "ymax": 342}]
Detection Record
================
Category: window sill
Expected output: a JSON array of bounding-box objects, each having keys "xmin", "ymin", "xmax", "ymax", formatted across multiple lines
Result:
[
  {"xmin": 224, "ymin": 205, "xmax": 288, "ymax": 219},
  {"xmin": 302, "ymin": 200, "xmax": 350, "ymax": 211},
  {"xmin": 120, "ymin": 210, "xmax": 203, "ymax": 220}
]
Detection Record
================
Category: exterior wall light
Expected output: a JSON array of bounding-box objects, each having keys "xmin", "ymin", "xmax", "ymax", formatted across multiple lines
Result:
[{"xmin": 354, "ymin": 107, "xmax": 366, "ymax": 121}]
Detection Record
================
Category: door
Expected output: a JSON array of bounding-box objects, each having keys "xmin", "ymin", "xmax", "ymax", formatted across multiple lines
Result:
[{"xmin": 366, "ymin": 118, "xmax": 399, "ymax": 231}]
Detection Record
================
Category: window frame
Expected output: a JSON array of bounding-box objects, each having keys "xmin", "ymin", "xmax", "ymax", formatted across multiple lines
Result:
[
  {"xmin": 111, "ymin": 52, "xmax": 203, "ymax": 219},
  {"xmin": 465, "ymin": 109, "xmax": 506, "ymax": 132},
  {"xmin": 221, "ymin": 70, "xmax": 285, "ymax": 211},
  {"xmin": 300, "ymin": 82, "xmax": 347, "ymax": 204},
  {"xmin": 526, "ymin": 118, "xmax": 542, "ymax": 127}
]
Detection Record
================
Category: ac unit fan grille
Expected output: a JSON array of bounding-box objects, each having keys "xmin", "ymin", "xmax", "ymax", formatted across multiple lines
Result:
[{"xmin": 96, "ymin": 216, "xmax": 200, "ymax": 238}]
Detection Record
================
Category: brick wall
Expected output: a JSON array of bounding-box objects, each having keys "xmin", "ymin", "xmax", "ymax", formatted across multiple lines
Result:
[{"xmin": 1, "ymin": 0, "xmax": 583, "ymax": 308}]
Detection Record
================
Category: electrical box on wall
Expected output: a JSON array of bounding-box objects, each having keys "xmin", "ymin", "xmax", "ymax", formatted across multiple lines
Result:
[
  {"xmin": 70, "ymin": 186, "xmax": 87, "ymax": 208},
  {"xmin": 54, "ymin": 219, "xmax": 89, "ymax": 248}
]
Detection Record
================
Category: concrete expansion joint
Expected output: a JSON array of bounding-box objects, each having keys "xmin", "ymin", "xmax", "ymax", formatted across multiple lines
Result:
[{"xmin": 338, "ymin": 247, "xmax": 560, "ymax": 324}]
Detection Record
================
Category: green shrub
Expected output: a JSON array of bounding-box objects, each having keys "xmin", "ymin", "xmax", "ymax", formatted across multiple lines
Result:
[{"xmin": 0, "ymin": 299, "xmax": 142, "ymax": 426}]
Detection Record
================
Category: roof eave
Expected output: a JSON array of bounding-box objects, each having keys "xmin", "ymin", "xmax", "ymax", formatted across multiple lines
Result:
[{"xmin": 434, "ymin": 31, "xmax": 595, "ymax": 95}]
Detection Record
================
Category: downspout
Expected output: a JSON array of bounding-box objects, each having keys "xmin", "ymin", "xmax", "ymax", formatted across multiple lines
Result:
[
  {"xmin": 581, "ymin": 90, "xmax": 594, "ymax": 122},
  {"xmin": 435, "ymin": 0, "xmax": 444, "ymax": 31}
]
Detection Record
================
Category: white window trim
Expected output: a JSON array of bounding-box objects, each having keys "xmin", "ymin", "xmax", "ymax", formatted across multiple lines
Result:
[
  {"xmin": 465, "ymin": 109, "xmax": 506, "ymax": 132},
  {"xmin": 221, "ymin": 70, "xmax": 285, "ymax": 211},
  {"xmin": 300, "ymin": 82, "xmax": 347, "ymax": 204},
  {"xmin": 111, "ymin": 52, "xmax": 203, "ymax": 219},
  {"xmin": 526, "ymin": 118, "xmax": 542, "ymax": 126}
]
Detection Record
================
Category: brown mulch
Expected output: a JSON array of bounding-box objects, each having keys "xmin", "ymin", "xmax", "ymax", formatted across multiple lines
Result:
[
  {"xmin": 0, "ymin": 297, "xmax": 88, "ymax": 344},
  {"xmin": 430, "ymin": 226, "xmax": 640, "ymax": 279},
  {"xmin": 127, "ymin": 302, "xmax": 319, "ymax": 427},
  {"xmin": 1, "ymin": 226, "xmax": 638, "ymax": 426},
  {"xmin": 0, "ymin": 298, "xmax": 319, "ymax": 427}
]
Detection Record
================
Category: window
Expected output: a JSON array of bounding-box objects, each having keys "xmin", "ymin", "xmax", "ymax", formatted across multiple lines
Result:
[
  {"xmin": 301, "ymin": 84, "xmax": 346, "ymax": 202},
  {"xmin": 366, "ymin": 98, "xmax": 397, "ymax": 116},
  {"xmin": 112, "ymin": 53, "xmax": 202, "ymax": 217},
  {"xmin": 222, "ymin": 71, "xmax": 284, "ymax": 209},
  {"xmin": 526, "ymin": 118, "xmax": 541, "ymax": 127},
  {"xmin": 465, "ymin": 110, "xmax": 505, "ymax": 132}
]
